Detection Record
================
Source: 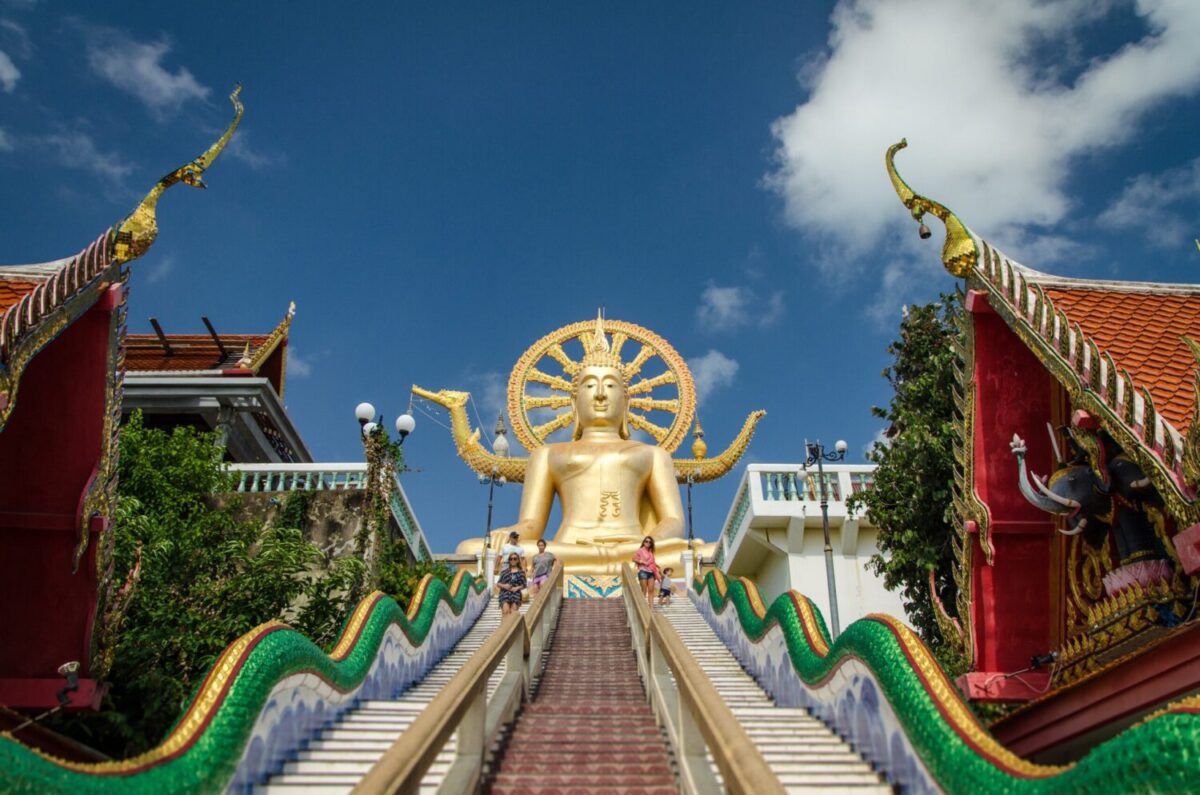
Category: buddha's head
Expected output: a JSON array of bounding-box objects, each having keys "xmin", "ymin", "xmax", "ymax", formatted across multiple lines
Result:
[{"xmin": 572, "ymin": 313, "xmax": 630, "ymax": 440}]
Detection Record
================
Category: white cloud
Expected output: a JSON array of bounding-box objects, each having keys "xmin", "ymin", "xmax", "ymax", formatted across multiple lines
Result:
[
  {"xmin": 227, "ymin": 131, "xmax": 286, "ymax": 170},
  {"xmin": 696, "ymin": 283, "xmax": 784, "ymax": 331},
  {"xmin": 1098, "ymin": 157, "xmax": 1200, "ymax": 248},
  {"xmin": 0, "ymin": 49, "xmax": 18, "ymax": 92},
  {"xmin": 144, "ymin": 255, "xmax": 174, "ymax": 284},
  {"xmin": 41, "ymin": 130, "xmax": 133, "ymax": 180},
  {"xmin": 287, "ymin": 347, "xmax": 313, "ymax": 378},
  {"xmin": 863, "ymin": 427, "xmax": 890, "ymax": 458},
  {"xmin": 1, "ymin": 19, "xmax": 32, "ymax": 59},
  {"xmin": 84, "ymin": 26, "xmax": 208, "ymax": 119},
  {"xmin": 0, "ymin": 127, "xmax": 12, "ymax": 151},
  {"xmin": 768, "ymin": 0, "xmax": 1200, "ymax": 286},
  {"xmin": 470, "ymin": 370, "xmax": 509, "ymax": 423},
  {"xmin": 688, "ymin": 350, "xmax": 739, "ymax": 405}
]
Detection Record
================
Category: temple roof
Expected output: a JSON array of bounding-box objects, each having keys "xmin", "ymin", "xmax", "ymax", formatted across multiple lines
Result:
[
  {"xmin": 125, "ymin": 302, "xmax": 295, "ymax": 396},
  {"xmin": 0, "ymin": 279, "xmax": 40, "ymax": 314},
  {"xmin": 885, "ymin": 139, "xmax": 1200, "ymax": 515},
  {"xmin": 1041, "ymin": 284, "xmax": 1200, "ymax": 428},
  {"xmin": 125, "ymin": 333, "xmax": 274, "ymax": 372}
]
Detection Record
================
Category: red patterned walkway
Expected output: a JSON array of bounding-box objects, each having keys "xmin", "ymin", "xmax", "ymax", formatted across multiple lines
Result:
[{"xmin": 486, "ymin": 599, "xmax": 677, "ymax": 795}]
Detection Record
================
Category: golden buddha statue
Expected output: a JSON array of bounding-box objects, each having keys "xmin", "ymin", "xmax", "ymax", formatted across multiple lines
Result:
[{"xmin": 413, "ymin": 314, "xmax": 765, "ymax": 575}]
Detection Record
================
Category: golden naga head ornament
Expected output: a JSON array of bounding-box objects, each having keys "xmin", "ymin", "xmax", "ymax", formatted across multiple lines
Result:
[{"xmin": 412, "ymin": 314, "xmax": 766, "ymax": 484}]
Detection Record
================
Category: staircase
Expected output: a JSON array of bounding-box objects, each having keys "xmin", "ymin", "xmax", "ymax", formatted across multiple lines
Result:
[
  {"xmin": 484, "ymin": 600, "xmax": 677, "ymax": 795},
  {"xmin": 259, "ymin": 602, "xmax": 518, "ymax": 793},
  {"xmin": 663, "ymin": 599, "xmax": 890, "ymax": 793}
]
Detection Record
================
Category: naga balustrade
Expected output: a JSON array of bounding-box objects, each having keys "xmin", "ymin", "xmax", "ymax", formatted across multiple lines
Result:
[
  {"xmin": 354, "ymin": 561, "xmax": 564, "ymax": 795},
  {"xmin": 620, "ymin": 564, "xmax": 782, "ymax": 795},
  {"xmin": 228, "ymin": 462, "xmax": 432, "ymax": 561},
  {"xmin": 690, "ymin": 569, "xmax": 1200, "ymax": 794}
]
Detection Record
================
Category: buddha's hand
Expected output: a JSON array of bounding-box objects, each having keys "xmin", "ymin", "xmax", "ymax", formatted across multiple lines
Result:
[{"xmin": 588, "ymin": 533, "xmax": 642, "ymax": 546}]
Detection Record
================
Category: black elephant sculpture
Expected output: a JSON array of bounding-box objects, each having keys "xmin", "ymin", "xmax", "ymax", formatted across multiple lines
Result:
[{"xmin": 1011, "ymin": 418, "xmax": 1174, "ymax": 600}]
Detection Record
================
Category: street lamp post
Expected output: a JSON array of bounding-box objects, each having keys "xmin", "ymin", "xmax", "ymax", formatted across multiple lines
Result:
[
  {"xmin": 802, "ymin": 438, "xmax": 848, "ymax": 639},
  {"xmin": 676, "ymin": 467, "xmax": 700, "ymax": 582},
  {"xmin": 352, "ymin": 401, "xmax": 417, "ymax": 573},
  {"xmin": 479, "ymin": 415, "xmax": 510, "ymax": 580}
]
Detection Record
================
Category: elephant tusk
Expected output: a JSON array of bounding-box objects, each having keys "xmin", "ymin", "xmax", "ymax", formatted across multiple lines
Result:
[
  {"xmin": 1130, "ymin": 477, "xmax": 1151, "ymax": 489},
  {"xmin": 1058, "ymin": 517, "xmax": 1087, "ymax": 536},
  {"xmin": 1032, "ymin": 472, "xmax": 1081, "ymax": 509}
]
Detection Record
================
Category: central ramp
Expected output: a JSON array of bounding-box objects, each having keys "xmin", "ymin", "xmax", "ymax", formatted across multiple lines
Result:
[{"xmin": 484, "ymin": 600, "xmax": 676, "ymax": 794}]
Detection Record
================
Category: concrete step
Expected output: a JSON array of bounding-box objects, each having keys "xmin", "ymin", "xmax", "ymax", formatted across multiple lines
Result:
[{"xmin": 664, "ymin": 602, "xmax": 888, "ymax": 791}]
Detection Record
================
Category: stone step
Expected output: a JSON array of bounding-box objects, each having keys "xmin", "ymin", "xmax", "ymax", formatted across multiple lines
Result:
[{"xmin": 491, "ymin": 774, "xmax": 676, "ymax": 788}]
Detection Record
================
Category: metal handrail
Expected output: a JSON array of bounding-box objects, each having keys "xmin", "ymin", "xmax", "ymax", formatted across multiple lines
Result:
[
  {"xmin": 620, "ymin": 564, "xmax": 783, "ymax": 795},
  {"xmin": 354, "ymin": 562, "xmax": 564, "ymax": 794}
]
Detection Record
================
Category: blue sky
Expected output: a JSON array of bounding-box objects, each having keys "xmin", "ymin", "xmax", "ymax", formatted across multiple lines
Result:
[{"xmin": 2, "ymin": 1, "xmax": 1199, "ymax": 554}]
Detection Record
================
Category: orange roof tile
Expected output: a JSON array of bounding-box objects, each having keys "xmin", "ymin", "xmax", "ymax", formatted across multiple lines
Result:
[
  {"xmin": 0, "ymin": 280, "xmax": 40, "ymax": 313},
  {"xmin": 125, "ymin": 333, "xmax": 270, "ymax": 373},
  {"xmin": 1044, "ymin": 287, "xmax": 1200, "ymax": 428}
]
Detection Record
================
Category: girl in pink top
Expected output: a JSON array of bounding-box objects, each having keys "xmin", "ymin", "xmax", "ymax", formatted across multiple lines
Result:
[{"xmin": 632, "ymin": 536, "xmax": 658, "ymax": 609}]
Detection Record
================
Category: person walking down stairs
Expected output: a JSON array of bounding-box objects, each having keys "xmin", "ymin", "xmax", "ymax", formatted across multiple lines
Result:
[{"xmin": 484, "ymin": 599, "xmax": 677, "ymax": 794}]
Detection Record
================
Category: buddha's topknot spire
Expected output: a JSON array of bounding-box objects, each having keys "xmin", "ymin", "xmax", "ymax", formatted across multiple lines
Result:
[{"xmin": 581, "ymin": 309, "xmax": 623, "ymax": 371}]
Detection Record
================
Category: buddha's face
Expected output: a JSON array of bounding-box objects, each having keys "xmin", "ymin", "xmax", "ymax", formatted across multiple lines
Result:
[{"xmin": 574, "ymin": 365, "xmax": 627, "ymax": 430}]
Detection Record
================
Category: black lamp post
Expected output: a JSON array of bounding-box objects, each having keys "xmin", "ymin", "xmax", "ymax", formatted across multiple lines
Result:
[
  {"xmin": 479, "ymin": 415, "xmax": 510, "ymax": 575},
  {"xmin": 803, "ymin": 437, "xmax": 848, "ymax": 639}
]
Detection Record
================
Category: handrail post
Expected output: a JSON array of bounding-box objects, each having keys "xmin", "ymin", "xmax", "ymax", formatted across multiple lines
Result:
[
  {"xmin": 484, "ymin": 548, "xmax": 497, "ymax": 588},
  {"xmin": 454, "ymin": 681, "xmax": 486, "ymax": 784}
]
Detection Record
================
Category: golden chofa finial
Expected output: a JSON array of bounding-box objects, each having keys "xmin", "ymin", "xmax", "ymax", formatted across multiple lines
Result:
[
  {"xmin": 885, "ymin": 139, "xmax": 978, "ymax": 278},
  {"xmin": 115, "ymin": 85, "xmax": 245, "ymax": 263},
  {"xmin": 236, "ymin": 342, "xmax": 253, "ymax": 369}
]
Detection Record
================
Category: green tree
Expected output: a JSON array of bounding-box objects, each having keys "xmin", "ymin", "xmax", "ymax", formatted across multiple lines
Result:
[
  {"xmin": 848, "ymin": 293, "xmax": 966, "ymax": 674},
  {"xmin": 49, "ymin": 414, "xmax": 356, "ymax": 756}
]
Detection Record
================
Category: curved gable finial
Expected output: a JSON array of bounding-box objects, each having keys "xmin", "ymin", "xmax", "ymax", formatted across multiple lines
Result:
[
  {"xmin": 886, "ymin": 139, "xmax": 978, "ymax": 278},
  {"xmin": 115, "ymin": 85, "xmax": 245, "ymax": 263}
]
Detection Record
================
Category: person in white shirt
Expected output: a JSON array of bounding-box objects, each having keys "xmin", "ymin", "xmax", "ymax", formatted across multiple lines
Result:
[
  {"xmin": 497, "ymin": 531, "xmax": 527, "ymax": 575},
  {"xmin": 658, "ymin": 567, "xmax": 674, "ymax": 606}
]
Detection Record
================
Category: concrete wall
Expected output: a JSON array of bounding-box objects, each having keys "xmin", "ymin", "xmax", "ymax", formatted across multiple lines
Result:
[{"xmin": 212, "ymin": 490, "xmax": 416, "ymax": 562}]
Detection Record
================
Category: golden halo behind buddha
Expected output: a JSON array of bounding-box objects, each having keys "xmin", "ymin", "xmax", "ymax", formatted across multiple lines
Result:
[{"xmin": 506, "ymin": 316, "xmax": 696, "ymax": 454}]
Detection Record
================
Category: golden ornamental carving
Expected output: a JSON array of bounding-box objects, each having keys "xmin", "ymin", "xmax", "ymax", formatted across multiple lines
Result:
[
  {"xmin": 115, "ymin": 85, "xmax": 243, "ymax": 263},
  {"xmin": 885, "ymin": 139, "xmax": 978, "ymax": 279},
  {"xmin": 1180, "ymin": 335, "xmax": 1200, "ymax": 488}
]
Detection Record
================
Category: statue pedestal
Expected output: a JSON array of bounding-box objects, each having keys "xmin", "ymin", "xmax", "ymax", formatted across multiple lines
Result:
[{"xmin": 565, "ymin": 574, "xmax": 623, "ymax": 598}]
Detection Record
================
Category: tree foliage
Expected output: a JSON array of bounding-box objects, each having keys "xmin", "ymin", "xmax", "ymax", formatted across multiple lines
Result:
[
  {"xmin": 848, "ymin": 293, "xmax": 966, "ymax": 674},
  {"xmin": 48, "ymin": 413, "xmax": 439, "ymax": 757}
]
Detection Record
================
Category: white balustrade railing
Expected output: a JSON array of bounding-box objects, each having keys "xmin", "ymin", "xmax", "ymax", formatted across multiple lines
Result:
[
  {"xmin": 714, "ymin": 463, "xmax": 876, "ymax": 569},
  {"xmin": 229, "ymin": 463, "xmax": 371, "ymax": 493}
]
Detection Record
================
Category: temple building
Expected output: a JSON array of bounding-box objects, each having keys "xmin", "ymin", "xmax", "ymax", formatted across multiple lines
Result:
[
  {"xmin": 888, "ymin": 140, "xmax": 1200, "ymax": 761},
  {"xmin": 713, "ymin": 462, "xmax": 907, "ymax": 623},
  {"xmin": 122, "ymin": 303, "xmax": 311, "ymax": 463}
]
